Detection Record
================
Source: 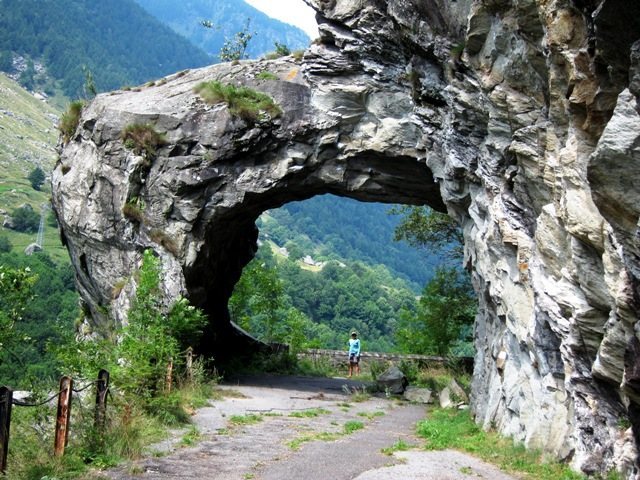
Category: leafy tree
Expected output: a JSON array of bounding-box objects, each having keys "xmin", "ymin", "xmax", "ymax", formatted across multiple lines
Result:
[
  {"xmin": 390, "ymin": 206, "xmax": 463, "ymax": 259},
  {"xmin": 117, "ymin": 249, "xmax": 180, "ymax": 396},
  {"xmin": 395, "ymin": 267, "xmax": 476, "ymax": 356},
  {"xmin": 11, "ymin": 204, "xmax": 39, "ymax": 233},
  {"xmin": 0, "ymin": 50, "xmax": 12, "ymax": 72},
  {"xmin": 82, "ymin": 64, "xmax": 97, "ymax": 98},
  {"xmin": 273, "ymin": 41, "xmax": 290, "ymax": 57},
  {"xmin": 28, "ymin": 166, "xmax": 46, "ymax": 190},
  {"xmin": 0, "ymin": 235, "xmax": 11, "ymax": 253},
  {"xmin": 218, "ymin": 19, "xmax": 255, "ymax": 61},
  {"xmin": 18, "ymin": 58, "xmax": 35, "ymax": 90},
  {"xmin": 0, "ymin": 265, "xmax": 36, "ymax": 351},
  {"xmin": 284, "ymin": 240, "xmax": 303, "ymax": 261},
  {"xmin": 46, "ymin": 210, "xmax": 58, "ymax": 228},
  {"xmin": 0, "ymin": 253, "xmax": 78, "ymax": 385}
]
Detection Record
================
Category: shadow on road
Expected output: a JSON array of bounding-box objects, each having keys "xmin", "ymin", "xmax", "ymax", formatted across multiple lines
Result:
[{"xmin": 222, "ymin": 373, "xmax": 372, "ymax": 395}]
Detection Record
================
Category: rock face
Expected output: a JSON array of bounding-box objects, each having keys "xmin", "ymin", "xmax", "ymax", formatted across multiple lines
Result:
[{"xmin": 52, "ymin": 0, "xmax": 640, "ymax": 476}]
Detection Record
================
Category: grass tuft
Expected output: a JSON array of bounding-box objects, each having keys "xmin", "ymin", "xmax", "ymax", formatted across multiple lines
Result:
[
  {"xmin": 289, "ymin": 408, "xmax": 330, "ymax": 418},
  {"xmin": 58, "ymin": 100, "xmax": 85, "ymax": 143},
  {"xmin": 257, "ymin": 71, "xmax": 279, "ymax": 81},
  {"xmin": 194, "ymin": 81, "xmax": 282, "ymax": 123},
  {"xmin": 381, "ymin": 438, "xmax": 413, "ymax": 456},
  {"xmin": 343, "ymin": 420, "xmax": 364, "ymax": 434},
  {"xmin": 121, "ymin": 123, "xmax": 166, "ymax": 159},
  {"xmin": 229, "ymin": 413, "xmax": 263, "ymax": 425}
]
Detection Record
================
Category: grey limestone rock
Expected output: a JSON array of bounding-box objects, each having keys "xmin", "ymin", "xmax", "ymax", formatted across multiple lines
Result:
[
  {"xmin": 376, "ymin": 365, "xmax": 408, "ymax": 394},
  {"xmin": 52, "ymin": 0, "xmax": 640, "ymax": 476}
]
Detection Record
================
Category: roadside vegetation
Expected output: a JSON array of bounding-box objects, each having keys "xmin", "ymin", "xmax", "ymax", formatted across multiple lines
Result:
[
  {"xmin": 2, "ymin": 249, "xmax": 217, "ymax": 479},
  {"xmin": 417, "ymin": 408, "xmax": 590, "ymax": 480}
]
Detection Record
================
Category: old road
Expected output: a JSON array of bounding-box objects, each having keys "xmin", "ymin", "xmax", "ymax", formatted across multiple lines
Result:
[{"xmin": 101, "ymin": 375, "xmax": 518, "ymax": 480}]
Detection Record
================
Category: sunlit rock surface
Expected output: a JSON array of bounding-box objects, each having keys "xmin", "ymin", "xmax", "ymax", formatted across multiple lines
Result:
[{"xmin": 52, "ymin": 0, "xmax": 640, "ymax": 476}]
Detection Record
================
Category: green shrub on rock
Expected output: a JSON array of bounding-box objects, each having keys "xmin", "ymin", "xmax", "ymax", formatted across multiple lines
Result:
[
  {"xmin": 121, "ymin": 123, "xmax": 166, "ymax": 159},
  {"xmin": 194, "ymin": 80, "xmax": 282, "ymax": 123},
  {"xmin": 58, "ymin": 100, "xmax": 85, "ymax": 143}
]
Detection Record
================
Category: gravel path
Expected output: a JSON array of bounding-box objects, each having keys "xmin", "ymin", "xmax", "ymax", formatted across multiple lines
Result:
[{"xmin": 99, "ymin": 375, "xmax": 518, "ymax": 480}]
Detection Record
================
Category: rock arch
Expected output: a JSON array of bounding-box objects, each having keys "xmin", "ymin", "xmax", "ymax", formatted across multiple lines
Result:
[{"xmin": 52, "ymin": 0, "xmax": 640, "ymax": 476}]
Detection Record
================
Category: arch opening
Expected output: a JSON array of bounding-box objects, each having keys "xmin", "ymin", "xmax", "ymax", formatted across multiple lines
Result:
[{"xmin": 183, "ymin": 151, "xmax": 450, "ymax": 359}]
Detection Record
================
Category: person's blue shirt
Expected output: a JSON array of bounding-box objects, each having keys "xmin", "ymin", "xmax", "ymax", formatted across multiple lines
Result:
[{"xmin": 349, "ymin": 338, "xmax": 360, "ymax": 356}]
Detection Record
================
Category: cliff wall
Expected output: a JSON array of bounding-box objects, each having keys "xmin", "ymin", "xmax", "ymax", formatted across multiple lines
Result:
[{"xmin": 52, "ymin": 0, "xmax": 640, "ymax": 476}]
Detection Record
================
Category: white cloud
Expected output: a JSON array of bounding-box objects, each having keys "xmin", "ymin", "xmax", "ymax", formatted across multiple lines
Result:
[{"xmin": 244, "ymin": 0, "xmax": 319, "ymax": 39}]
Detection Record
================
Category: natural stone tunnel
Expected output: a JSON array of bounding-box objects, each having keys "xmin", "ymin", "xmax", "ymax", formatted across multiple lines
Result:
[{"xmin": 52, "ymin": 0, "xmax": 640, "ymax": 477}]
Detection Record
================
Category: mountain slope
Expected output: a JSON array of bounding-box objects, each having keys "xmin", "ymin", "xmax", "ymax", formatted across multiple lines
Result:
[
  {"xmin": 134, "ymin": 0, "xmax": 310, "ymax": 59},
  {"xmin": 259, "ymin": 195, "xmax": 443, "ymax": 291},
  {"xmin": 0, "ymin": 73, "xmax": 68, "ymax": 260},
  {"xmin": 0, "ymin": 0, "xmax": 212, "ymax": 97}
]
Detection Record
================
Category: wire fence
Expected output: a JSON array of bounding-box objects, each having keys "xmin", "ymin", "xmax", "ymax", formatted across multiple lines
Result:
[{"xmin": 0, "ymin": 347, "xmax": 195, "ymax": 475}]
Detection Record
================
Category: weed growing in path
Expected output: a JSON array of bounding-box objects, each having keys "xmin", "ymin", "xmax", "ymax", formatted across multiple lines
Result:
[
  {"xmin": 381, "ymin": 438, "xmax": 413, "ymax": 456},
  {"xmin": 343, "ymin": 420, "xmax": 364, "ymax": 434}
]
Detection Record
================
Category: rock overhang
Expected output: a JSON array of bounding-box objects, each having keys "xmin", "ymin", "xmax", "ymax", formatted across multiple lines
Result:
[{"xmin": 52, "ymin": 0, "xmax": 640, "ymax": 476}]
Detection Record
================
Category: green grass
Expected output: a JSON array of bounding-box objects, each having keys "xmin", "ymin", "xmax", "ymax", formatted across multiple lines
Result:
[
  {"xmin": 357, "ymin": 410, "xmax": 385, "ymax": 420},
  {"xmin": 229, "ymin": 413, "xmax": 263, "ymax": 425},
  {"xmin": 0, "ymin": 74, "xmax": 70, "ymax": 263},
  {"xmin": 194, "ymin": 80, "xmax": 282, "ymax": 123},
  {"xmin": 59, "ymin": 100, "xmax": 85, "ymax": 143},
  {"xmin": 179, "ymin": 426, "xmax": 202, "ymax": 447},
  {"xmin": 343, "ymin": 420, "xmax": 364, "ymax": 434},
  {"xmin": 289, "ymin": 408, "xmax": 331, "ymax": 418},
  {"xmin": 418, "ymin": 408, "xmax": 587, "ymax": 480},
  {"xmin": 381, "ymin": 438, "xmax": 413, "ymax": 456},
  {"xmin": 256, "ymin": 71, "xmax": 278, "ymax": 81},
  {"xmin": 120, "ymin": 123, "xmax": 166, "ymax": 159},
  {"xmin": 287, "ymin": 431, "xmax": 341, "ymax": 451}
]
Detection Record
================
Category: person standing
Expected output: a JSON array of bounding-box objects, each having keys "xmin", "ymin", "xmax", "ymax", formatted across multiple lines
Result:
[{"xmin": 348, "ymin": 331, "xmax": 361, "ymax": 377}]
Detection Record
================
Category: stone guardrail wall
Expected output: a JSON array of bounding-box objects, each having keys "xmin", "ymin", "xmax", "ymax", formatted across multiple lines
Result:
[{"xmin": 298, "ymin": 349, "xmax": 474, "ymax": 372}]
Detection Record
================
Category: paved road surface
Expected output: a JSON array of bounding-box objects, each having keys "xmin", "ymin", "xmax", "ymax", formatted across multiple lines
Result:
[{"xmin": 99, "ymin": 375, "xmax": 518, "ymax": 480}]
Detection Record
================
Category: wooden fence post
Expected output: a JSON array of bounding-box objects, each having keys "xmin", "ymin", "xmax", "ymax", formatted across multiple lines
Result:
[
  {"xmin": 0, "ymin": 386, "xmax": 13, "ymax": 475},
  {"xmin": 165, "ymin": 358, "xmax": 173, "ymax": 394},
  {"xmin": 54, "ymin": 376, "xmax": 73, "ymax": 457},
  {"xmin": 94, "ymin": 369, "xmax": 109, "ymax": 432},
  {"xmin": 186, "ymin": 347, "xmax": 193, "ymax": 384}
]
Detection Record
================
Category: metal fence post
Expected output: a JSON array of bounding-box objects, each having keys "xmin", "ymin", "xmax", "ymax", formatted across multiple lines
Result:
[
  {"xmin": 0, "ymin": 386, "xmax": 13, "ymax": 474},
  {"xmin": 54, "ymin": 376, "xmax": 73, "ymax": 457},
  {"xmin": 94, "ymin": 369, "xmax": 109, "ymax": 432}
]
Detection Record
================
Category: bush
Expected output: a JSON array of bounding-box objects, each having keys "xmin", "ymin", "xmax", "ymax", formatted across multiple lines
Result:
[
  {"xmin": 0, "ymin": 235, "xmax": 11, "ymax": 252},
  {"xmin": 121, "ymin": 123, "xmax": 166, "ymax": 159},
  {"xmin": 28, "ymin": 166, "xmax": 46, "ymax": 190},
  {"xmin": 58, "ymin": 100, "xmax": 85, "ymax": 143},
  {"xmin": 194, "ymin": 81, "xmax": 282, "ymax": 123},
  {"xmin": 10, "ymin": 204, "xmax": 40, "ymax": 233}
]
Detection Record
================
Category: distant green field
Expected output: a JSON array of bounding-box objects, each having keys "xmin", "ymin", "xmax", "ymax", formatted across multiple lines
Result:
[{"xmin": 0, "ymin": 73, "xmax": 69, "ymax": 263}]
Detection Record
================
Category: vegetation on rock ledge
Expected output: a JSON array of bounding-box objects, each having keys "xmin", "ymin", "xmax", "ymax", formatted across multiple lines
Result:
[
  {"xmin": 58, "ymin": 100, "xmax": 85, "ymax": 143},
  {"xmin": 194, "ymin": 80, "xmax": 282, "ymax": 123},
  {"xmin": 121, "ymin": 123, "xmax": 167, "ymax": 159}
]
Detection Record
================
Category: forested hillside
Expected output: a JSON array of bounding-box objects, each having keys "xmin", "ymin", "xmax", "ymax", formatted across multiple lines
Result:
[
  {"xmin": 231, "ymin": 242, "xmax": 419, "ymax": 353},
  {"xmin": 259, "ymin": 195, "xmax": 443, "ymax": 290},
  {"xmin": 0, "ymin": 0, "xmax": 212, "ymax": 97},
  {"xmin": 134, "ymin": 0, "xmax": 310, "ymax": 60}
]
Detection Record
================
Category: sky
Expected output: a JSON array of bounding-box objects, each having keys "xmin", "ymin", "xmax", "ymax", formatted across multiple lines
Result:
[{"xmin": 244, "ymin": 0, "xmax": 319, "ymax": 39}]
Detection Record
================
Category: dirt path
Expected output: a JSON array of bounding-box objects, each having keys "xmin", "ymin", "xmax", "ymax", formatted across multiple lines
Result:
[{"xmin": 100, "ymin": 375, "xmax": 518, "ymax": 480}]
